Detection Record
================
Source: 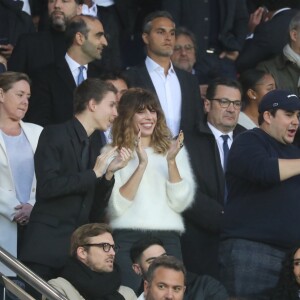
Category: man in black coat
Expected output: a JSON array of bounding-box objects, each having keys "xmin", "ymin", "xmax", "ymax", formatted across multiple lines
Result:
[
  {"xmin": 25, "ymin": 15, "xmax": 108, "ymax": 127},
  {"xmin": 181, "ymin": 77, "xmax": 245, "ymax": 279},
  {"xmin": 20, "ymin": 78, "xmax": 131, "ymax": 283},
  {"xmin": 8, "ymin": 0, "xmax": 83, "ymax": 77},
  {"xmin": 236, "ymin": 0, "xmax": 298, "ymax": 72},
  {"xmin": 125, "ymin": 10, "xmax": 203, "ymax": 137}
]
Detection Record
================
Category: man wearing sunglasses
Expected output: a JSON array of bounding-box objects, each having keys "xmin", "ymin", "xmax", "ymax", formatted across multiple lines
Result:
[{"xmin": 47, "ymin": 223, "xmax": 137, "ymax": 300}]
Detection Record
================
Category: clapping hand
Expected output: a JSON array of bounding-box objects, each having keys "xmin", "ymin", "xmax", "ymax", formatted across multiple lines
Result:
[{"xmin": 167, "ymin": 130, "xmax": 184, "ymax": 162}]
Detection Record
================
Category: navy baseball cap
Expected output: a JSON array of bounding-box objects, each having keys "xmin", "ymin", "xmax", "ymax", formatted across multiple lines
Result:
[{"xmin": 258, "ymin": 90, "xmax": 300, "ymax": 113}]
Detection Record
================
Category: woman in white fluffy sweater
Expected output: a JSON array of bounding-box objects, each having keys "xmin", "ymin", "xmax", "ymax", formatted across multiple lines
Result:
[{"xmin": 105, "ymin": 88, "xmax": 196, "ymax": 292}]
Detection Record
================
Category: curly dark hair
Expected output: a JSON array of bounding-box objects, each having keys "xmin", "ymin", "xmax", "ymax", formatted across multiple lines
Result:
[{"xmin": 271, "ymin": 246, "xmax": 300, "ymax": 300}]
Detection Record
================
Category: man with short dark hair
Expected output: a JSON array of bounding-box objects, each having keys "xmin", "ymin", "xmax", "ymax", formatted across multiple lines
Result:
[
  {"xmin": 130, "ymin": 237, "xmax": 228, "ymax": 300},
  {"xmin": 220, "ymin": 89, "xmax": 300, "ymax": 299},
  {"xmin": 26, "ymin": 15, "xmax": 108, "ymax": 126},
  {"xmin": 144, "ymin": 256, "xmax": 186, "ymax": 300},
  {"xmin": 182, "ymin": 77, "xmax": 245, "ymax": 279},
  {"xmin": 48, "ymin": 223, "xmax": 137, "ymax": 299},
  {"xmin": 125, "ymin": 10, "xmax": 203, "ymax": 138},
  {"xmin": 8, "ymin": 0, "xmax": 83, "ymax": 77},
  {"xmin": 20, "ymin": 78, "xmax": 131, "ymax": 283}
]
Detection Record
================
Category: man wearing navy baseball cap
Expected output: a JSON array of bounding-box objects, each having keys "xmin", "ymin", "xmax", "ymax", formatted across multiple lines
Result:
[{"xmin": 219, "ymin": 89, "xmax": 300, "ymax": 299}]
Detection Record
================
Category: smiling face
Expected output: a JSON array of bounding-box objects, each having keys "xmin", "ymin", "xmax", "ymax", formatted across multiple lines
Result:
[
  {"xmin": 205, "ymin": 85, "xmax": 241, "ymax": 133},
  {"xmin": 263, "ymin": 109, "xmax": 300, "ymax": 144},
  {"xmin": 144, "ymin": 267, "xmax": 186, "ymax": 300},
  {"xmin": 0, "ymin": 80, "xmax": 30, "ymax": 121},
  {"xmin": 142, "ymin": 17, "xmax": 175, "ymax": 59},
  {"xmin": 48, "ymin": 0, "xmax": 81, "ymax": 31},
  {"xmin": 81, "ymin": 19, "xmax": 108, "ymax": 62},
  {"xmin": 132, "ymin": 107, "xmax": 157, "ymax": 145},
  {"xmin": 79, "ymin": 232, "xmax": 115, "ymax": 273}
]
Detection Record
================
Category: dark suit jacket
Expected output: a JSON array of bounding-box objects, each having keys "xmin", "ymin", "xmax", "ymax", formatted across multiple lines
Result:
[
  {"xmin": 181, "ymin": 121, "xmax": 245, "ymax": 277},
  {"xmin": 20, "ymin": 119, "xmax": 114, "ymax": 268},
  {"xmin": 0, "ymin": 0, "xmax": 35, "ymax": 46},
  {"xmin": 236, "ymin": 8, "xmax": 298, "ymax": 73},
  {"xmin": 125, "ymin": 62, "xmax": 204, "ymax": 133},
  {"xmin": 8, "ymin": 29, "xmax": 66, "ymax": 77},
  {"xmin": 25, "ymin": 58, "xmax": 99, "ymax": 127}
]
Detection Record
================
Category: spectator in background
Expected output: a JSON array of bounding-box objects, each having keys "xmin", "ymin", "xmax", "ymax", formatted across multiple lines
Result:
[
  {"xmin": 171, "ymin": 27, "xmax": 208, "ymax": 97},
  {"xmin": 0, "ymin": 0, "xmax": 35, "ymax": 60},
  {"xmin": 99, "ymin": 70, "xmax": 129, "ymax": 143},
  {"xmin": 257, "ymin": 12, "xmax": 300, "ymax": 97},
  {"xmin": 238, "ymin": 69, "xmax": 276, "ymax": 129},
  {"xmin": 271, "ymin": 246, "xmax": 300, "ymax": 300},
  {"xmin": 162, "ymin": 0, "xmax": 249, "ymax": 83},
  {"xmin": 0, "ymin": 72, "xmax": 42, "ymax": 298},
  {"xmin": 105, "ymin": 88, "xmax": 195, "ymax": 291},
  {"xmin": 8, "ymin": 0, "xmax": 83, "ymax": 77},
  {"xmin": 236, "ymin": 0, "xmax": 297, "ymax": 73}
]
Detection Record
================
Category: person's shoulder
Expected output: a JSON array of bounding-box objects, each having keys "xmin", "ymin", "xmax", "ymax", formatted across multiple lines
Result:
[
  {"xmin": 21, "ymin": 121, "xmax": 43, "ymax": 134},
  {"xmin": 118, "ymin": 285, "xmax": 137, "ymax": 300},
  {"xmin": 48, "ymin": 277, "xmax": 84, "ymax": 300}
]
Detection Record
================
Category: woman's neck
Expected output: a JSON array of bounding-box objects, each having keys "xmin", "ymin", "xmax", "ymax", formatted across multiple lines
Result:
[{"xmin": 0, "ymin": 118, "xmax": 22, "ymax": 136}]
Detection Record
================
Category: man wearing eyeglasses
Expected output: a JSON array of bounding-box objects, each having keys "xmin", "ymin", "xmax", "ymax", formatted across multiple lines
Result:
[
  {"xmin": 181, "ymin": 77, "xmax": 245, "ymax": 279},
  {"xmin": 47, "ymin": 223, "xmax": 137, "ymax": 300}
]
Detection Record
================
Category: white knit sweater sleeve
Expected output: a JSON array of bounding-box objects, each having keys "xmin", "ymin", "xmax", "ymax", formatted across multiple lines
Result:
[{"xmin": 165, "ymin": 146, "xmax": 196, "ymax": 213}]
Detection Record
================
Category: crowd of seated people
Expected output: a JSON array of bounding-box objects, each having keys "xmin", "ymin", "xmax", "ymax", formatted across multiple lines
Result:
[{"xmin": 1, "ymin": 1, "xmax": 300, "ymax": 300}]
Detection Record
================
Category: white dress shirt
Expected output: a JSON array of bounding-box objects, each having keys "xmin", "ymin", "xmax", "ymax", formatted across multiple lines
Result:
[
  {"xmin": 145, "ymin": 56, "xmax": 181, "ymax": 137},
  {"xmin": 65, "ymin": 54, "xmax": 88, "ymax": 85}
]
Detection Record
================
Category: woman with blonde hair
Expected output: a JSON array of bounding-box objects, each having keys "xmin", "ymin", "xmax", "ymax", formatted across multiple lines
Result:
[
  {"xmin": 0, "ymin": 72, "xmax": 42, "ymax": 297},
  {"xmin": 105, "ymin": 88, "xmax": 195, "ymax": 291}
]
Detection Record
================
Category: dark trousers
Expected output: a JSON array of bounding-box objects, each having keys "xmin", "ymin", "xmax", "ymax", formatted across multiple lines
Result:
[
  {"xmin": 219, "ymin": 238, "xmax": 286, "ymax": 300},
  {"xmin": 113, "ymin": 229, "xmax": 182, "ymax": 294}
]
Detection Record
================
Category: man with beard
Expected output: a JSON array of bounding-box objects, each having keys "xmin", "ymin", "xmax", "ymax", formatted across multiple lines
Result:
[
  {"xmin": 47, "ymin": 223, "xmax": 136, "ymax": 300},
  {"xmin": 8, "ymin": 0, "xmax": 82, "ymax": 77},
  {"xmin": 25, "ymin": 15, "xmax": 108, "ymax": 126},
  {"xmin": 125, "ymin": 10, "xmax": 203, "ymax": 138}
]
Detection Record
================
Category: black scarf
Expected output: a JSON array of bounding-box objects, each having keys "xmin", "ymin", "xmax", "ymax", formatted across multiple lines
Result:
[{"xmin": 61, "ymin": 257, "xmax": 125, "ymax": 300}]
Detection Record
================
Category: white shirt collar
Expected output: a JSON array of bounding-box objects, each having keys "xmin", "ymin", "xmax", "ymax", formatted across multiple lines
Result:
[
  {"xmin": 272, "ymin": 7, "xmax": 291, "ymax": 19},
  {"xmin": 207, "ymin": 122, "xmax": 233, "ymax": 141},
  {"xmin": 65, "ymin": 53, "xmax": 88, "ymax": 73},
  {"xmin": 145, "ymin": 56, "xmax": 175, "ymax": 75}
]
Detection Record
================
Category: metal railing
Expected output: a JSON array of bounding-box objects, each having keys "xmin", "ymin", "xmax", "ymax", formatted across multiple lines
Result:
[{"xmin": 0, "ymin": 246, "xmax": 68, "ymax": 300}]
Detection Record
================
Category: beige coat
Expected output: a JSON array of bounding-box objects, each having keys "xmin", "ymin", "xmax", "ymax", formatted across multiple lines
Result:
[
  {"xmin": 47, "ymin": 277, "xmax": 137, "ymax": 300},
  {"xmin": 0, "ymin": 121, "xmax": 42, "ymax": 276}
]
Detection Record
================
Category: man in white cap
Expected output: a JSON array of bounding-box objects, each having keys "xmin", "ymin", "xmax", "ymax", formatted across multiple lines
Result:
[{"xmin": 220, "ymin": 89, "xmax": 300, "ymax": 300}]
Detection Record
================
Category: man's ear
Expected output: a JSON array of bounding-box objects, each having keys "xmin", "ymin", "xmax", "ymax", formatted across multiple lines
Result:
[
  {"xmin": 132, "ymin": 263, "xmax": 142, "ymax": 276},
  {"xmin": 77, "ymin": 246, "xmax": 87, "ymax": 261},
  {"xmin": 263, "ymin": 110, "xmax": 272, "ymax": 125},
  {"xmin": 87, "ymin": 98, "xmax": 97, "ymax": 112},
  {"xmin": 142, "ymin": 33, "xmax": 149, "ymax": 45},
  {"xmin": 144, "ymin": 280, "xmax": 149, "ymax": 296},
  {"xmin": 0, "ymin": 88, "xmax": 4, "ymax": 103},
  {"xmin": 204, "ymin": 98, "xmax": 211, "ymax": 114}
]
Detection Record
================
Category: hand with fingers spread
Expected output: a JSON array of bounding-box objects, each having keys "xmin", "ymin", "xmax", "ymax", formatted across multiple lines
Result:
[
  {"xmin": 93, "ymin": 146, "xmax": 118, "ymax": 178},
  {"xmin": 106, "ymin": 147, "xmax": 133, "ymax": 180},
  {"xmin": 14, "ymin": 203, "xmax": 33, "ymax": 226},
  {"xmin": 167, "ymin": 130, "xmax": 184, "ymax": 162},
  {"xmin": 135, "ymin": 128, "xmax": 148, "ymax": 167}
]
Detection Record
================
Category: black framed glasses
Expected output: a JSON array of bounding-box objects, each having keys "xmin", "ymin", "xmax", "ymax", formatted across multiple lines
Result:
[
  {"xmin": 82, "ymin": 243, "xmax": 119, "ymax": 253},
  {"xmin": 210, "ymin": 98, "xmax": 242, "ymax": 109}
]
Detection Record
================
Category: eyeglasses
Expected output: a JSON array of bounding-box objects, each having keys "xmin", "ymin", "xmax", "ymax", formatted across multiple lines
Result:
[
  {"xmin": 174, "ymin": 44, "xmax": 194, "ymax": 52},
  {"xmin": 82, "ymin": 243, "xmax": 119, "ymax": 253},
  {"xmin": 210, "ymin": 98, "xmax": 242, "ymax": 109}
]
